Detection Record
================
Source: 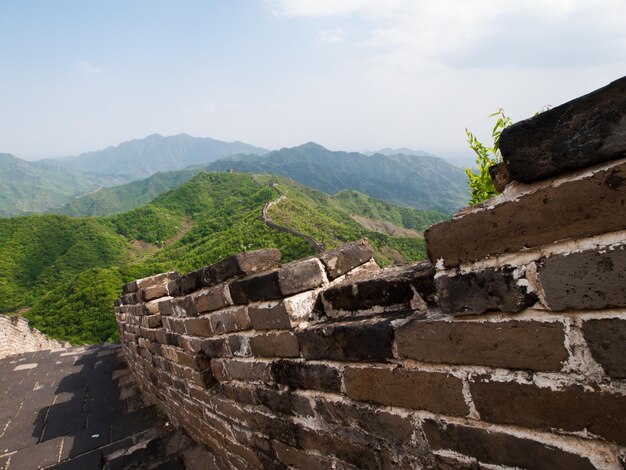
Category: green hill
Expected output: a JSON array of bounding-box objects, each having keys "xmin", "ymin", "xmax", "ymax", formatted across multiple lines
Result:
[
  {"xmin": 55, "ymin": 168, "xmax": 201, "ymax": 216},
  {"xmin": 53, "ymin": 143, "xmax": 466, "ymax": 219},
  {"xmin": 207, "ymin": 142, "xmax": 468, "ymax": 213},
  {"xmin": 1, "ymin": 172, "xmax": 439, "ymax": 345},
  {"xmin": 0, "ymin": 153, "xmax": 128, "ymax": 216}
]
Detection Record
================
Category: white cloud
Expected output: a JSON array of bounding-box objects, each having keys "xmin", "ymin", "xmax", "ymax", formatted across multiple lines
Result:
[
  {"xmin": 264, "ymin": 0, "xmax": 407, "ymax": 17},
  {"xmin": 317, "ymin": 28, "xmax": 346, "ymax": 43},
  {"xmin": 75, "ymin": 61, "xmax": 102, "ymax": 75}
]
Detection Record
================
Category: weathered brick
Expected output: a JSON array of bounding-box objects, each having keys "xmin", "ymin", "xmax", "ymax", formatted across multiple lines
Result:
[
  {"xmin": 344, "ymin": 367, "xmax": 468, "ymax": 416},
  {"xmin": 298, "ymin": 317, "xmax": 395, "ymax": 362},
  {"xmin": 159, "ymin": 295, "xmax": 197, "ymax": 317},
  {"xmin": 181, "ymin": 317, "xmax": 212, "ymax": 337},
  {"xmin": 436, "ymin": 266, "xmax": 537, "ymax": 315},
  {"xmin": 295, "ymin": 426, "xmax": 381, "ymax": 470},
  {"xmin": 254, "ymin": 386, "xmax": 314, "ymax": 418},
  {"xmin": 312, "ymin": 398, "xmax": 414, "ymax": 443},
  {"xmin": 140, "ymin": 314, "xmax": 162, "ymax": 328},
  {"xmin": 208, "ymin": 306, "xmax": 251, "ymax": 334},
  {"xmin": 227, "ymin": 335, "xmax": 251, "ymax": 357},
  {"xmin": 215, "ymin": 358, "xmax": 274, "ymax": 382},
  {"xmin": 471, "ymin": 379, "xmax": 626, "ymax": 445},
  {"xmin": 192, "ymin": 284, "xmax": 232, "ymax": 314},
  {"xmin": 163, "ymin": 316, "xmax": 187, "ymax": 335},
  {"xmin": 500, "ymin": 75, "xmax": 626, "ymax": 183},
  {"xmin": 176, "ymin": 350, "xmax": 211, "ymax": 371},
  {"xmin": 278, "ymin": 258, "xmax": 326, "ymax": 296},
  {"xmin": 247, "ymin": 302, "xmax": 291, "ymax": 330},
  {"xmin": 425, "ymin": 160, "xmax": 626, "ymax": 268},
  {"xmin": 583, "ymin": 318, "xmax": 626, "ymax": 378},
  {"xmin": 423, "ymin": 419, "xmax": 595, "ymax": 470},
  {"xmin": 229, "ymin": 270, "xmax": 282, "ymax": 304},
  {"xmin": 272, "ymin": 360, "xmax": 342, "ymax": 392},
  {"xmin": 145, "ymin": 297, "xmax": 172, "ymax": 314},
  {"xmin": 201, "ymin": 337, "xmax": 230, "ymax": 358},
  {"xmin": 536, "ymin": 245, "xmax": 626, "ymax": 310},
  {"xmin": 318, "ymin": 239, "xmax": 374, "ymax": 280},
  {"xmin": 273, "ymin": 440, "xmax": 336, "ymax": 470},
  {"xmin": 249, "ymin": 332, "xmax": 300, "ymax": 358},
  {"xmin": 395, "ymin": 318, "xmax": 567, "ymax": 371},
  {"xmin": 178, "ymin": 335, "xmax": 203, "ymax": 353},
  {"xmin": 322, "ymin": 262, "xmax": 435, "ymax": 314}
]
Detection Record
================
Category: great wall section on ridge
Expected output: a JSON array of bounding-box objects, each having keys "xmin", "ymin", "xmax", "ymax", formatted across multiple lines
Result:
[
  {"xmin": 0, "ymin": 76, "xmax": 624, "ymax": 469},
  {"xmin": 113, "ymin": 76, "xmax": 626, "ymax": 469}
]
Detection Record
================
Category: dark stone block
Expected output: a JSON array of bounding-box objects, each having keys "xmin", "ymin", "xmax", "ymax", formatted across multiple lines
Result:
[
  {"xmin": 500, "ymin": 75, "xmax": 626, "ymax": 183},
  {"xmin": 583, "ymin": 318, "xmax": 626, "ymax": 378},
  {"xmin": 536, "ymin": 245, "xmax": 626, "ymax": 310},
  {"xmin": 229, "ymin": 270, "xmax": 282, "ymax": 304},
  {"xmin": 470, "ymin": 379, "xmax": 626, "ymax": 446},
  {"xmin": 425, "ymin": 160, "xmax": 626, "ymax": 268},
  {"xmin": 436, "ymin": 267, "xmax": 537, "ymax": 315},
  {"xmin": 272, "ymin": 360, "xmax": 342, "ymax": 392},
  {"xmin": 297, "ymin": 317, "xmax": 394, "ymax": 362},
  {"xmin": 318, "ymin": 239, "xmax": 374, "ymax": 280},
  {"xmin": 423, "ymin": 419, "xmax": 595, "ymax": 470},
  {"xmin": 395, "ymin": 318, "xmax": 567, "ymax": 371},
  {"xmin": 322, "ymin": 262, "xmax": 435, "ymax": 314},
  {"xmin": 488, "ymin": 162, "xmax": 511, "ymax": 192},
  {"xmin": 344, "ymin": 367, "xmax": 467, "ymax": 416}
]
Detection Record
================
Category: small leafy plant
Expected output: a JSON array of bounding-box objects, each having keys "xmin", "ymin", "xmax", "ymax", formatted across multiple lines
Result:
[{"xmin": 464, "ymin": 109, "xmax": 512, "ymax": 205}]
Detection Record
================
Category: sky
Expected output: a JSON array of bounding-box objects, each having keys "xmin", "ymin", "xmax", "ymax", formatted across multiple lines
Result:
[{"xmin": 1, "ymin": 1, "xmax": 625, "ymax": 165}]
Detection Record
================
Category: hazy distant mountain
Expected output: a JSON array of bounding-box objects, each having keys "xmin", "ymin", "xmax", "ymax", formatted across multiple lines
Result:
[
  {"xmin": 51, "ymin": 134, "xmax": 269, "ymax": 179},
  {"xmin": 206, "ymin": 143, "xmax": 468, "ymax": 213},
  {"xmin": 364, "ymin": 147, "xmax": 435, "ymax": 157},
  {"xmin": 0, "ymin": 153, "xmax": 128, "ymax": 216}
]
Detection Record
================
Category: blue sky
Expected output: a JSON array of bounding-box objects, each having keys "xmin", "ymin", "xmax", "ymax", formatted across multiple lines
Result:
[{"xmin": 1, "ymin": 1, "xmax": 625, "ymax": 164}]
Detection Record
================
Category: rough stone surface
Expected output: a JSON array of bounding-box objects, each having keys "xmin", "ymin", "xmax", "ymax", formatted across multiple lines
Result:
[
  {"xmin": 229, "ymin": 270, "xmax": 282, "ymax": 304},
  {"xmin": 500, "ymin": 75, "xmax": 626, "ymax": 183},
  {"xmin": 318, "ymin": 239, "xmax": 374, "ymax": 280},
  {"xmin": 423, "ymin": 419, "xmax": 595, "ymax": 470},
  {"xmin": 321, "ymin": 262, "xmax": 435, "ymax": 314},
  {"xmin": 426, "ymin": 160, "xmax": 626, "ymax": 267},
  {"xmin": 471, "ymin": 379, "xmax": 626, "ymax": 445},
  {"xmin": 537, "ymin": 245, "xmax": 626, "ymax": 310},
  {"xmin": 488, "ymin": 161, "xmax": 511, "ymax": 192},
  {"xmin": 247, "ymin": 302, "xmax": 291, "ymax": 330},
  {"xmin": 395, "ymin": 318, "xmax": 567, "ymax": 371},
  {"xmin": 436, "ymin": 267, "xmax": 537, "ymax": 315},
  {"xmin": 192, "ymin": 284, "xmax": 232, "ymax": 314},
  {"xmin": 272, "ymin": 360, "xmax": 342, "ymax": 392},
  {"xmin": 344, "ymin": 367, "xmax": 468, "ymax": 416},
  {"xmin": 583, "ymin": 318, "xmax": 626, "ymax": 378},
  {"xmin": 297, "ymin": 317, "xmax": 395, "ymax": 362},
  {"xmin": 278, "ymin": 258, "xmax": 326, "ymax": 296},
  {"xmin": 249, "ymin": 332, "xmax": 300, "ymax": 358}
]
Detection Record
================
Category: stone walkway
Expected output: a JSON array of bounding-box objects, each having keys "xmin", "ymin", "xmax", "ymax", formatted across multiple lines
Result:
[{"xmin": 0, "ymin": 345, "xmax": 214, "ymax": 469}]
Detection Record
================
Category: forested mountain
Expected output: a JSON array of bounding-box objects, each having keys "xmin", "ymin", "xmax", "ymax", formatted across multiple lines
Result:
[
  {"xmin": 206, "ymin": 142, "xmax": 468, "ymax": 213},
  {"xmin": 1, "ymin": 172, "xmax": 441, "ymax": 344},
  {"xmin": 0, "ymin": 153, "xmax": 128, "ymax": 216},
  {"xmin": 52, "ymin": 133, "xmax": 268, "ymax": 179}
]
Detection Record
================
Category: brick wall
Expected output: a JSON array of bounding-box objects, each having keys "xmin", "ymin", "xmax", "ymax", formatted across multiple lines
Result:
[
  {"xmin": 115, "ymin": 76, "xmax": 626, "ymax": 469},
  {"xmin": 0, "ymin": 315, "xmax": 67, "ymax": 359}
]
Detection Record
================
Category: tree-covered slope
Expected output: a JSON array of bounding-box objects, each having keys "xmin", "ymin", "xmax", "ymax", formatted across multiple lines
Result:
[
  {"xmin": 0, "ymin": 153, "xmax": 128, "ymax": 216},
  {"xmin": 207, "ymin": 142, "xmax": 468, "ymax": 213},
  {"xmin": 2, "ymin": 172, "xmax": 440, "ymax": 345},
  {"xmin": 55, "ymin": 168, "xmax": 202, "ymax": 216}
]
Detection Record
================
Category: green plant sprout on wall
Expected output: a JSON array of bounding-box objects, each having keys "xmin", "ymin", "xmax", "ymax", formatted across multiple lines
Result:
[{"xmin": 464, "ymin": 109, "xmax": 512, "ymax": 205}]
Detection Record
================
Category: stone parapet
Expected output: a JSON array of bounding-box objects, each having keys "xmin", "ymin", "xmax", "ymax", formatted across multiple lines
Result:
[{"xmin": 116, "ymin": 77, "xmax": 626, "ymax": 469}]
